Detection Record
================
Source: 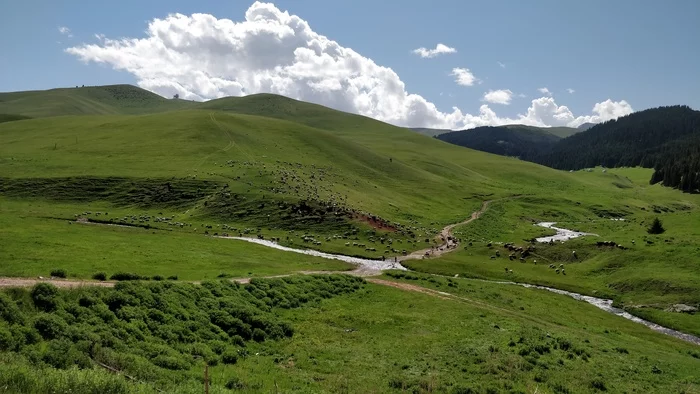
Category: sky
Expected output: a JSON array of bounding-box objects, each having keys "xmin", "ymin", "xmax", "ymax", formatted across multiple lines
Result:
[{"xmin": 2, "ymin": 0, "xmax": 699, "ymax": 129}]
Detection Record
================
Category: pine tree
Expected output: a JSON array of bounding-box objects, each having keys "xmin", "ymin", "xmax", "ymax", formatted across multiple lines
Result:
[{"xmin": 647, "ymin": 217, "xmax": 666, "ymax": 234}]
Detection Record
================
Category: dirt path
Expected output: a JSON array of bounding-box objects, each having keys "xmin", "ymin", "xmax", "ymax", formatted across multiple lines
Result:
[
  {"xmin": 0, "ymin": 277, "xmax": 116, "ymax": 288},
  {"xmin": 399, "ymin": 200, "xmax": 491, "ymax": 262},
  {"xmin": 366, "ymin": 278, "xmax": 453, "ymax": 300}
]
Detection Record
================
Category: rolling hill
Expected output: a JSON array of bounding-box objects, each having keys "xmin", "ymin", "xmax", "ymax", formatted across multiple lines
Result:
[
  {"xmin": 1, "ymin": 84, "xmax": 700, "ymax": 393},
  {"xmin": 577, "ymin": 122, "xmax": 596, "ymax": 131},
  {"xmin": 0, "ymin": 84, "xmax": 194, "ymax": 117},
  {"xmin": 409, "ymin": 127, "xmax": 452, "ymax": 137}
]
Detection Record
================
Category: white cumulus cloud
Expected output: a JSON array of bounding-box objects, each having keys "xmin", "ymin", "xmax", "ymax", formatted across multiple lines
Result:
[
  {"xmin": 58, "ymin": 26, "xmax": 72, "ymax": 37},
  {"xmin": 567, "ymin": 88, "xmax": 575, "ymax": 94},
  {"xmin": 65, "ymin": 1, "xmax": 632, "ymax": 130},
  {"xmin": 497, "ymin": 61, "xmax": 506, "ymax": 69},
  {"xmin": 482, "ymin": 89, "xmax": 513, "ymax": 105},
  {"xmin": 538, "ymin": 87, "xmax": 552, "ymax": 96},
  {"xmin": 411, "ymin": 43, "xmax": 456, "ymax": 58},
  {"xmin": 521, "ymin": 97, "xmax": 633, "ymax": 128},
  {"xmin": 451, "ymin": 68, "xmax": 478, "ymax": 87}
]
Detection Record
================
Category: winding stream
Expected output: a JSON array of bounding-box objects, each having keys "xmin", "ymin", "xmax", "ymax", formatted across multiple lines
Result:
[
  {"xmin": 223, "ymin": 226, "xmax": 699, "ymax": 346},
  {"xmin": 220, "ymin": 236, "xmax": 408, "ymax": 272},
  {"xmin": 75, "ymin": 214, "xmax": 698, "ymax": 345},
  {"xmin": 535, "ymin": 222, "xmax": 598, "ymax": 243},
  {"xmin": 493, "ymin": 280, "xmax": 700, "ymax": 346}
]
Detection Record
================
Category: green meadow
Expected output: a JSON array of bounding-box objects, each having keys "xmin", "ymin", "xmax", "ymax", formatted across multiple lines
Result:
[{"xmin": 0, "ymin": 85, "xmax": 698, "ymax": 393}]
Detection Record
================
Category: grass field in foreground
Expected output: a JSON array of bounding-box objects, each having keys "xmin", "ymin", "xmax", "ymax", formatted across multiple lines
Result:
[{"xmin": 1, "ymin": 275, "xmax": 698, "ymax": 393}]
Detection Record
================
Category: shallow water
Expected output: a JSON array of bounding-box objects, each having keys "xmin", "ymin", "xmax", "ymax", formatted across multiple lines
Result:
[
  {"xmin": 223, "ymin": 235, "xmax": 700, "ymax": 346},
  {"xmin": 535, "ymin": 222, "xmax": 597, "ymax": 243},
  {"xmin": 223, "ymin": 236, "xmax": 408, "ymax": 272},
  {"xmin": 492, "ymin": 280, "xmax": 700, "ymax": 346}
]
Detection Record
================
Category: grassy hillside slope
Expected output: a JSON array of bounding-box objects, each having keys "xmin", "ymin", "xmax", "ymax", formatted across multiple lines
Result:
[
  {"xmin": 0, "ymin": 85, "xmax": 194, "ymax": 117},
  {"xmin": 409, "ymin": 127, "xmax": 451, "ymax": 137},
  {"xmin": 1, "ymin": 85, "xmax": 699, "ymax": 337},
  {"xmin": 0, "ymin": 114, "xmax": 31, "ymax": 124},
  {"xmin": 1, "ymin": 85, "xmax": 699, "ymax": 392},
  {"xmin": 0, "ymin": 108, "xmax": 593, "ymax": 226}
]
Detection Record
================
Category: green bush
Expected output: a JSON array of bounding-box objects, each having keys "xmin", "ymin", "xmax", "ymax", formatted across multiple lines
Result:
[
  {"xmin": 42, "ymin": 339, "xmax": 91, "ymax": 369},
  {"xmin": 0, "ymin": 327, "xmax": 15, "ymax": 351},
  {"xmin": 10, "ymin": 325, "xmax": 41, "ymax": 348},
  {"xmin": 590, "ymin": 379, "xmax": 607, "ymax": 391},
  {"xmin": 109, "ymin": 272, "xmax": 143, "ymax": 281},
  {"xmin": 0, "ymin": 292, "xmax": 25, "ymax": 324},
  {"xmin": 0, "ymin": 275, "xmax": 364, "ymax": 391},
  {"xmin": 50, "ymin": 269, "xmax": 67, "ymax": 278},
  {"xmin": 252, "ymin": 328, "xmax": 267, "ymax": 342},
  {"xmin": 33, "ymin": 313, "xmax": 68, "ymax": 340},
  {"xmin": 222, "ymin": 349, "xmax": 239, "ymax": 365},
  {"xmin": 31, "ymin": 283, "xmax": 60, "ymax": 311},
  {"xmin": 92, "ymin": 272, "xmax": 107, "ymax": 281},
  {"xmin": 225, "ymin": 377, "xmax": 246, "ymax": 390}
]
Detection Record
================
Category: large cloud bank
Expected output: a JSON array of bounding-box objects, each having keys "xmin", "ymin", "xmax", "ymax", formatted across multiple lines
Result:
[{"xmin": 67, "ymin": 2, "xmax": 632, "ymax": 129}]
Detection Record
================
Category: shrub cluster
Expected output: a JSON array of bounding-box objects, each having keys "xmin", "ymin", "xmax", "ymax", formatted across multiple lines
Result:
[{"xmin": 0, "ymin": 275, "xmax": 364, "ymax": 389}]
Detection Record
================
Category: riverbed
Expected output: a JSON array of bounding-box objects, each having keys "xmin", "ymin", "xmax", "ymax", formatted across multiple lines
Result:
[{"xmin": 535, "ymin": 222, "xmax": 597, "ymax": 243}]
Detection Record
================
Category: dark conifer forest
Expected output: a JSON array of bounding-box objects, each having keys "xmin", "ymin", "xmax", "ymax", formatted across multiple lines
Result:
[
  {"xmin": 437, "ymin": 126, "xmax": 560, "ymax": 159},
  {"xmin": 438, "ymin": 106, "xmax": 700, "ymax": 193},
  {"xmin": 532, "ymin": 106, "xmax": 700, "ymax": 193}
]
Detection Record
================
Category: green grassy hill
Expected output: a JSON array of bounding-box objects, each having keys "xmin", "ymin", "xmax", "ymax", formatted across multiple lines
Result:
[
  {"xmin": 1, "ymin": 85, "xmax": 699, "ymax": 393},
  {"xmin": 409, "ymin": 127, "xmax": 451, "ymax": 137},
  {"xmin": 0, "ymin": 114, "xmax": 31, "ymax": 124},
  {"xmin": 0, "ymin": 84, "xmax": 194, "ymax": 117}
]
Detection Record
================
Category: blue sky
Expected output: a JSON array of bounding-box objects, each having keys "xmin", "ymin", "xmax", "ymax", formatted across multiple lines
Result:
[{"xmin": 2, "ymin": 0, "xmax": 699, "ymax": 128}]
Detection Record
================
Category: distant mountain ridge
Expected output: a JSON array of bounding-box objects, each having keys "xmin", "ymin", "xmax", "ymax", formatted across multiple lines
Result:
[
  {"xmin": 577, "ymin": 122, "xmax": 596, "ymax": 131},
  {"xmin": 532, "ymin": 105, "xmax": 700, "ymax": 193},
  {"xmin": 410, "ymin": 127, "xmax": 452, "ymax": 137},
  {"xmin": 432, "ymin": 105, "xmax": 700, "ymax": 193},
  {"xmin": 410, "ymin": 124, "xmax": 582, "ymax": 139},
  {"xmin": 437, "ymin": 126, "xmax": 561, "ymax": 159},
  {"xmin": 433, "ymin": 124, "xmax": 583, "ymax": 160}
]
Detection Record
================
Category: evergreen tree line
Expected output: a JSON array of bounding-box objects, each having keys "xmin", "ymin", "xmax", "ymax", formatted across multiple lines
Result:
[
  {"xmin": 436, "ymin": 126, "xmax": 560, "ymax": 159},
  {"xmin": 433, "ymin": 106, "xmax": 700, "ymax": 193},
  {"xmin": 529, "ymin": 105, "xmax": 700, "ymax": 193}
]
